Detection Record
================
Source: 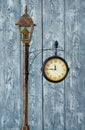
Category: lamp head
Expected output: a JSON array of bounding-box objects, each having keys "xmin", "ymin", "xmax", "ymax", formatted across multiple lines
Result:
[{"xmin": 16, "ymin": 6, "xmax": 36, "ymax": 44}]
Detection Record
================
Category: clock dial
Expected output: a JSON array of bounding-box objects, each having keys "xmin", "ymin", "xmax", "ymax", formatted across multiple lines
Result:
[{"xmin": 43, "ymin": 56, "xmax": 69, "ymax": 83}]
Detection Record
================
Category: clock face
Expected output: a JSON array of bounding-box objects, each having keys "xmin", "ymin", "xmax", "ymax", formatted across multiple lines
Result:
[{"xmin": 43, "ymin": 56, "xmax": 69, "ymax": 83}]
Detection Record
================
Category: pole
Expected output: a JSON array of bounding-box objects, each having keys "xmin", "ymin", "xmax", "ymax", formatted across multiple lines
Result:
[{"xmin": 21, "ymin": 44, "xmax": 30, "ymax": 130}]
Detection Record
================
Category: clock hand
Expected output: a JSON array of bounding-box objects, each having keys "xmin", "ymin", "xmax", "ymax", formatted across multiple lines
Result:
[
  {"xmin": 54, "ymin": 65, "xmax": 56, "ymax": 70},
  {"xmin": 49, "ymin": 68, "xmax": 57, "ymax": 70},
  {"xmin": 49, "ymin": 68, "xmax": 55, "ymax": 70}
]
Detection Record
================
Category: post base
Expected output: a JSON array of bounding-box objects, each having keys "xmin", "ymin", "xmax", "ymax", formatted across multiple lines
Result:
[{"xmin": 21, "ymin": 125, "xmax": 30, "ymax": 130}]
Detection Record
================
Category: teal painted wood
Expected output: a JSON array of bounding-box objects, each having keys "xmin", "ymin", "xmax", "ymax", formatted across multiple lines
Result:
[
  {"xmin": 0, "ymin": 0, "xmax": 85, "ymax": 130},
  {"xmin": 65, "ymin": 0, "xmax": 85, "ymax": 130},
  {"xmin": 0, "ymin": 0, "xmax": 21, "ymax": 130},
  {"xmin": 43, "ymin": 0, "xmax": 65, "ymax": 130},
  {"xmin": 20, "ymin": 0, "xmax": 43, "ymax": 130},
  {"xmin": 27, "ymin": 0, "xmax": 43, "ymax": 130}
]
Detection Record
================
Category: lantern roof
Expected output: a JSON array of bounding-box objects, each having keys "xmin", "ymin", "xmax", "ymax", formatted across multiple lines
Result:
[{"xmin": 16, "ymin": 6, "xmax": 36, "ymax": 26}]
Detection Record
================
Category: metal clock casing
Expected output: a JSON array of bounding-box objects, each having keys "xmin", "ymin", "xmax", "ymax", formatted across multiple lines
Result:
[{"xmin": 42, "ymin": 56, "xmax": 69, "ymax": 83}]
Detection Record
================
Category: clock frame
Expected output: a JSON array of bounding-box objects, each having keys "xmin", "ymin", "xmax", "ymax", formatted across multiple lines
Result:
[{"xmin": 42, "ymin": 56, "xmax": 69, "ymax": 83}]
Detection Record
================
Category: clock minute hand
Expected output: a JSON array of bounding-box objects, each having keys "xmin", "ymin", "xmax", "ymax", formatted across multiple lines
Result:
[{"xmin": 54, "ymin": 65, "xmax": 56, "ymax": 70}]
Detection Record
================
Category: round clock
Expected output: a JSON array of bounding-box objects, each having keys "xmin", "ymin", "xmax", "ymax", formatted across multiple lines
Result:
[{"xmin": 43, "ymin": 56, "xmax": 69, "ymax": 83}]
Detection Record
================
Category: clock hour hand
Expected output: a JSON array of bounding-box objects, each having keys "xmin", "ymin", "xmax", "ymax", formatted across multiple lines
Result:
[
  {"xmin": 49, "ymin": 68, "xmax": 55, "ymax": 70},
  {"xmin": 49, "ymin": 67, "xmax": 56, "ymax": 70}
]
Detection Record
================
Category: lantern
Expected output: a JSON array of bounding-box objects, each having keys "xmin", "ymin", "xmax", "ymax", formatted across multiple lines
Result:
[{"xmin": 16, "ymin": 6, "xmax": 36, "ymax": 44}]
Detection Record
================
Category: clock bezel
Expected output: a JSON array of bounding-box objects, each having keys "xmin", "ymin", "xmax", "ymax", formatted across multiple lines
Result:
[{"xmin": 42, "ymin": 56, "xmax": 69, "ymax": 83}]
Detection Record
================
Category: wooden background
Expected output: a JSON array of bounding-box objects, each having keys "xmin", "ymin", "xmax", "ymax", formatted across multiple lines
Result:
[{"xmin": 0, "ymin": 0, "xmax": 85, "ymax": 130}]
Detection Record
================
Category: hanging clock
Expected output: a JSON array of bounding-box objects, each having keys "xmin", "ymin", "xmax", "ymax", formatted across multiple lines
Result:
[{"xmin": 42, "ymin": 56, "xmax": 69, "ymax": 83}]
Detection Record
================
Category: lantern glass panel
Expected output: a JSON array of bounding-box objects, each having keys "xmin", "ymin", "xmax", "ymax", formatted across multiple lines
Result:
[{"xmin": 20, "ymin": 26, "xmax": 31, "ymax": 40}]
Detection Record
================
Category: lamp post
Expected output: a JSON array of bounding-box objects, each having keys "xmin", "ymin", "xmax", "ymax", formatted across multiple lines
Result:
[{"xmin": 16, "ymin": 6, "xmax": 36, "ymax": 130}]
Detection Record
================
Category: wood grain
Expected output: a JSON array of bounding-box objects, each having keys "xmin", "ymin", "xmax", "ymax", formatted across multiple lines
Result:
[
  {"xmin": 0, "ymin": 0, "xmax": 85, "ymax": 130},
  {"xmin": 65, "ymin": 0, "xmax": 85, "ymax": 129},
  {"xmin": 43, "ymin": 0, "xmax": 65, "ymax": 130},
  {"xmin": 20, "ymin": 0, "xmax": 43, "ymax": 130},
  {"xmin": 0, "ymin": 0, "xmax": 21, "ymax": 130}
]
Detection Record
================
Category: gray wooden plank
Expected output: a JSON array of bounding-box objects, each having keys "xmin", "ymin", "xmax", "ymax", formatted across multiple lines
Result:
[
  {"xmin": 20, "ymin": 0, "xmax": 42, "ymax": 130},
  {"xmin": 65, "ymin": 0, "xmax": 85, "ymax": 129},
  {"xmin": 0, "ymin": 0, "xmax": 21, "ymax": 130},
  {"xmin": 43, "ymin": 0, "xmax": 65, "ymax": 130},
  {"xmin": 0, "ymin": 0, "xmax": 85, "ymax": 130}
]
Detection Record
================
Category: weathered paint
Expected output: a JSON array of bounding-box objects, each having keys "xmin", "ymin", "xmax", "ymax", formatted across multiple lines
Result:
[
  {"xmin": 65, "ymin": 0, "xmax": 85, "ymax": 130},
  {"xmin": 43, "ymin": 0, "xmax": 65, "ymax": 130},
  {"xmin": 0, "ymin": 0, "xmax": 85, "ymax": 130}
]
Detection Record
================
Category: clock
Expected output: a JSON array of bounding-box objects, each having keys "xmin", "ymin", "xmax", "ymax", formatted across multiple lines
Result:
[{"xmin": 43, "ymin": 56, "xmax": 69, "ymax": 83}]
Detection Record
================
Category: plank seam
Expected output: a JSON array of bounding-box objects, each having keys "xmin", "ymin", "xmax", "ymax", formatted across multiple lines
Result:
[
  {"xmin": 41, "ymin": 0, "xmax": 44, "ymax": 130},
  {"xmin": 64, "ymin": 0, "xmax": 66, "ymax": 130}
]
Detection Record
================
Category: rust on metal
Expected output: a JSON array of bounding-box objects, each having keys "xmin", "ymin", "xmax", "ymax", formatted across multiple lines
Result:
[
  {"xmin": 16, "ymin": 5, "xmax": 36, "ymax": 26},
  {"xmin": 21, "ymin": 44, "xmax": 30, "ymax": 130}
]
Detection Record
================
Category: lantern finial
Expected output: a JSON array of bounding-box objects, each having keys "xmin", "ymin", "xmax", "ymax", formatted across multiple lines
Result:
[{"xmin": 25, "ymin": 5, "xmax": 27, "ymax": 14}]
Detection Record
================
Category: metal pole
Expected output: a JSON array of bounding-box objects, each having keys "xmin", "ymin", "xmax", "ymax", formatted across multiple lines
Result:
[{"xmin": 21, "ymin": 44, "xmax": 30, "ymax": 130}]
